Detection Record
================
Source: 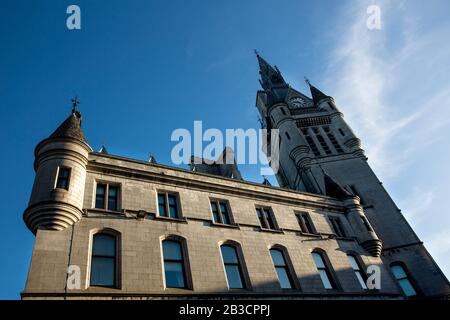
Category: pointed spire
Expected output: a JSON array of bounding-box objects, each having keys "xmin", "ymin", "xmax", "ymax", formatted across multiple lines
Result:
[
  {"xmin": 98, "ymin": 145, "xmax": 108, "ymax": 154},
  {"xmin": 305, "ymin": 78, "xmax": 332, "ymax": 105},
  {"xmin": 320, "ymin": 166, "xmax": 352, "ymax": 200},
  {"xmin": 262, "ymin": 176, "xmax": 272, "ymax": 186},
  {"xmin": 49, "ymin": 98, "xmax": 86, "ymax": 143},
  {"xmin": 148, "ymin": 153, "xmax": 157, "ymax": 164},
  {"xmin": 255, "ymin": 50, "xmax": 286, "ymax": 90}
]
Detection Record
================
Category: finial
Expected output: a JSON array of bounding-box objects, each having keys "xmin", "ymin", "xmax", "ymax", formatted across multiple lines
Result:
[
  {"xmin": 254, "ymin": 49, "xmax": 259, "ymax": 56},
  {"xmin": 71, "ymin": 96, "xmax": 80, "ymax": 113},
  {"xmin": 304, "ymin": 77, "xmax": 311, "ymax": 86}
]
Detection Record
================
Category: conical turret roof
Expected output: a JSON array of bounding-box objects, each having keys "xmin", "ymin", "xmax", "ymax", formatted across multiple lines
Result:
[{"xmin": 49, "ymin": 110, "xmax": 86, "ymax": 143}]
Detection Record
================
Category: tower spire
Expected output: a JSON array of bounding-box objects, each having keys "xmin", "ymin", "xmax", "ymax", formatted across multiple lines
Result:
[
  {"xmin": 71, "ymin": 96, "xmax": 80, "ymax": 114},
  {"xmin": 255, "ymin": 51, "xmax": 286, "ymax": 91},
  {"xmin": 305, "ymin": 78, "xmax": 331, "ymax": 106}
]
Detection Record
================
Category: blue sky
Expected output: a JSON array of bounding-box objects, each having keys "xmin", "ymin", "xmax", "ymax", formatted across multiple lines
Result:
[{"xmin": 1, "ymin": 0, "xmax": 449, "ymax": 299}]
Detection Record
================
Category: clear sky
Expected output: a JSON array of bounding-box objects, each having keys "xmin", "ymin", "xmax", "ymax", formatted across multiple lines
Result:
[{"xmin": 1, "ymin": 0, "xmax": 449, "ymax": 299}]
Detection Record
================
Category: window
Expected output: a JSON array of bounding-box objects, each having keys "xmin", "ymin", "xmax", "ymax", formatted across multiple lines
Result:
[
  {"xmin": 90, "ymin": 233, "xmax": 117, "ymax": 287},
  {"xmin": 162, "ymin": 239, "xmax": 188, "ymax": 288},
  {"xmin": 329, "ymin": 216, "xmax": 346, "ymax": 237},
  {"xmin": 281, "ymin": 107, "xmax": 287, "ymax": 116},
  {"xmin": 285, "ymin": 132, "xmax": 291, "ymax": 140},
  {"xmin": 220, "ymin": 244, "xmax": 247, "ymax": 289},
  {"xmin": 390, "ymin": 263, "xmax": 418, "ymax": 297},
  {"xmin": 95, "ymin": 183, "xmax": 119, "ymax": 211},
  {"xmin": 315, "ymin": 134, "xmax": 332, "ymax": 155},
  {"xmin": 312, "ymin": 251, "xmax": 336, "ymax": 290},
  {"xmin": 55, "ymin": 167, "xmax": 71, "ymax": 190},
  {"xmin": 360, "ymin": 216, "xmax": 373, "ymax": 232},
  {"xmin": 338, "ymin": 128, "xmax": 345, "ymax": 136},
  {"xmin": 347, "ymin": 254, "xmax": 367, "ymax": 289},
  {"xmin": 158, "ymin": 192, "xmax": 180, "ymax": 219},
  {"xmin": 296, "ymin": 212, "xmax": 316, "ymax": 234},
  {"xmin": 326, "ymin": 133, "xmax": 344, "ymax": 153},
  {"xmin": 210, "ymin": 200, "xmax": 233, "ymax": 225},
  {"xmin": 256, "ymin": 207, "xmax": 277, "ymax": 230},
  {"xmin": 301, "ymin": 128, "xmax": 321, "ymax": 156},
  {"xmin": 270, "ymin": 249, "xmax": 295, "ymax": 289}
]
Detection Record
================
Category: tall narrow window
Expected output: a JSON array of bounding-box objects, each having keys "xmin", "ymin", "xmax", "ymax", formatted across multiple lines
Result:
[
  {"xmin": 221, "ymin": 245, "xmax": 246, "ymax": 289},
  {"xmin": 347, "ymin": 254, "xmax": 367, "ymax": 289},
  {"xmin": 270, "ymin": 249, "xmax": 295, "ymax": 289},
  {"xmin": 315, "ymin": 134, "xmax": 332, "ymax": 155},
  {"xmin": 329, "ymin": 216, "xmax": 346, "ymax": 237},
  {"xmin": 95, "ymin": 183, "xmax": 119, "ymax": 211},
  {"xmin": 90, "ymin": 233, "xmax": 117, "ymax": 287},
  {"xmin": 312, "ymin": 251, "xmax": 336, "ymax": 290},
  {"xmin": 162, "ymin": 240, "xmax": 187, "ymax": 288},
  {"xmin": 338, "ymin": 128, "xmax": 345, "ymax": 136},
  {"xmin": 210, "ymin": 200, "xmax": 233, "ymax": 225},
  {"xmin": 158, "ymin": 192, "xmax": 180, "ymax": 219},
  {"xmin": 108, "ymin": 186, "xmax": 118, "ymax": 211},
  {"xmin": 285, "ymin": 132, "xmax": 291, "ymax": 140},
  {"xmin": 390, "ymin": 263, "xmax": 418, "ymax": 297},
  {"xmin": 296, "ymin": 212, "xmax": 316, "ymax": 234},
  {"xmin": 56, "ymin": 167, "xmax": 71, "ymax": 190},
  {"xmin": 95, "ymin": 184, "xmax": 106, "ymax": 209},
  {"xmin": 302, "ymin": 128, "xmax": 321, "ymax": 156},
  {"xmin": 360, "ymin": 216, "xmax": 373, "ymax": 232},
  {"xmin": 326, "ymin": 133, "xmax": 344, "ymax": 153},
  {"xmin": 256, "ymin": 207, "xmax": 277, "ymax": 230}
]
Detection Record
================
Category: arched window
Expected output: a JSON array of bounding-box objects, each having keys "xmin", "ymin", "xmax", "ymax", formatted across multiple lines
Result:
[
  {"xmin": 90, "ymin": 233, "xmax": 117, "ymax": 287},
  {"xmin": 311, "ymin": 251, "xmax": 337, "ymax": 290},
  {"xmin": 347, "ymin": 254, "xmax": 367, "ymax": 289},
  {"xmin": 270, "ymin": 248, "xmax": 295, "ymax": 289},
  {"xmin": 390, "ymin": 263, "xmax": 418, "ymax": 297},
  {"xmin": 162, "ymin": 239, "xmax": 188, "ymax": 288},
  {"xmin": 220, "ymin": 244, "xmax": 247, "ymax": 289}
]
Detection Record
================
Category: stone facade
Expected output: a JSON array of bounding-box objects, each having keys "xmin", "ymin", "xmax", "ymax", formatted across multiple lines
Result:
[{"xmin": 21, "ymin": 54, "xmax": 450, "ymax": 299}]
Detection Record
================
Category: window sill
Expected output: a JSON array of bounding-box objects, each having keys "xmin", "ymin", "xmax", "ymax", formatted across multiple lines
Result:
[
  {"xmin": 210, "ymin": 221, "xmax": 240, "ymax": 229},
  {"xmin": 258, "ymin": 227, "xmax": 284, "ymax": 234},
  {"xmin": 88, "ymin": 208, "xmax": 123, "ymax": 215},
  {"xmin": 153, "ymin": 215, "xmax": 188, "ymax": 223},
  {"xmin": 299, "ymin": 231, "xmax": 321, "ymax": 237}
]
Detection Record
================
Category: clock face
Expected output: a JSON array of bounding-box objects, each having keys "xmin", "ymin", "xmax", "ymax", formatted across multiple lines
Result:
[{"xmin": 289, "ymin": 97, "xmax": 306, "ymax": 108}]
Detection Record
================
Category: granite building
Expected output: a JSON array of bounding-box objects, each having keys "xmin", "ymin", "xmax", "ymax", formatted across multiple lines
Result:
[{"xmin": 21, "ymin": 54, "xmax": 450, "ymax": 299}]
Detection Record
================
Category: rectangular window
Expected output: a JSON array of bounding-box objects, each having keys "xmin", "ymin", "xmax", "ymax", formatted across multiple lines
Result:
[
  {"xmin": 296, "ymin": 212, "xmax": 316, "ymax": 234},
  {"xmin": 210, "ymin": 200, "xmax": 233, "ymax": 225},
  {"xmin": 391, "ymin": 264, "xmax": 417, "ymax": 297},
  {"xmin": 285, "ymin": 132, "xmax": 291, "ymax": 140},
  {"xmin": 95, "ymin": 183, "xmax": 119, "ymax": 211},
  {"xmin": 329, "ymin": 216, "xmax": 346, "ymax": 237},
  {"xmin": 312, "ymin": 252, "xmax": 336, "ymax": 290},
  {"xmin": 347, "ymin": 254, "xmax": 367, "ymax": 289},
  {"xmin": 360, "ymin": 216, "xmax": 373, "ymax": 232},
  {"xmin": 221, "ymin": 245, "xmax": 246, "ymax": 289},
  {"xmin": 56, "ymin": 167, "xmax": 71, "ymax": 190},
  {"xmin": 316, "ymin": 134, "xmax": 332, "ymax": 155},
  {"xmin": 158, "ymin": 192, "xmax": 180, "ymax": 219},
  {"xmin": 256, "ymin": 207, "xmax": 277, "ymax": 230},
  {"xmin": 302, "ymin": 128, "xmax": 321, "ymax": 156},
  {"xmin": 90, "ymin": 233, "xmax": 117, "ymax": 287},
  {"xmin": 270, "ymin": 249, "xmax": 295, "ymax": 289},
  {"xmin": 326, "ymin": 133, "xmax": 344, "ymax": 153}
]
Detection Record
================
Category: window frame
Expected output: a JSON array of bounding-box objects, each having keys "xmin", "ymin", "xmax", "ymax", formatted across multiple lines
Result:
[
  {"xmin": 269, "ymin": 246, "xmax": 299, "ymax": 290},
  {"xmin": 210, "ymin": 199, "xmax": 234, "ymax": 226},
  {"xmin": 161, "ymin": 235, "xmax": 193, "ymax": 290},
  {"xmin": 390, "ymin": 262, "xmax": 420, "ymax": 298},
  {"xmin": 347, "ymin": 253, "xmax": 368, "ymax": 290},
  {"xmin": 88, "ymin": 229, "xmax": 121, "ymax": 289},
  {"xmin": 295, "ymin": 212, "xmax": 316, "ymax": 234},
  {"xmin": 219, "ymin": 241, "xmax": 251, "ymax": 291},
  {"xmin": 55, "ymin": 166, "xmax": 71, "ymax": 190},
  {"xmin": 311, "ymin": 250, "xmax": 340, "ymax": 291},
  {"xmin": 157, "ymin": 191, "xmax": 182, "ymax": 219},
  {"xmin": 255, "ymin": 206, "xmax": 278, "ymax": 231},
  {"xmin": 94, "ymin": 182, "xmax": 121, "ymax": 212},
  {"xmin": 328, "ymin": 216, "xmax": 347, "ymax": 238}
]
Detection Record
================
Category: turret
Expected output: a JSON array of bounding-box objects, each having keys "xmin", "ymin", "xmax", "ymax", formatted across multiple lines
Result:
[
  {"xmin": 23, "ymin": 101, "xmax": 92, "ymax": 234},
  {"xmin": 323, "ymin": 171, "xmax": 382, "ymax": 257}
]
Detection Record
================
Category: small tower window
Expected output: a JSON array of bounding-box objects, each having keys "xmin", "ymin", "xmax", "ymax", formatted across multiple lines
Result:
[
  {"xmin": 285, "ymin": 132, "xmax": 291, "ymax": 140},
  {"xmin": 296, "ymin": 212, "xmax": 316, "ymax": 234},
  {"xmin": 210, "ymin": 200, "xmax": 233, "ymax": 225},
  {"xmin": 328, "ymin": 216, "xmax": 346, "ymax": 237},
  {"xmin": 347, "ymin": 254, "xmax": 368, "ymax": 289},
  {"xmin": 270, "ymin": 248, "xmax": 296, "ymax": 289},
  {"xmin": 311, "ymin": 251, "xmax": 337, "ymax": 290},
  {"xmin": 339, "ymin": 128, "xmax": 345, "ymax": 137},
  {"xmin": 220, "ymin": 244, "xmax": 247, "ymax": 289},
  {"xmin": 90, "ymin": 233, "xmax": 118, "ymax": 288},
  {"xmin": 162, "ymin": 239, "xmax": 188, "ymax": 288},
  {"xmin": 55, "ymin": 167, "xmax": 71, "ymax": 190},
  {"xmin": 158, "ymin": 192, "xmax": 180, "ymax": 219},
  {"xmin": 281, "ymin": 108, "xmax": 287, "ymax": 116},
  {"xmin": 256, "ymin": 207, "xmax": 278, "ymax": 230},
  {"xmin": 360, "ymin": 216, "xmax": 373, "ymax": 232},
  {"xmin": 390, "ymin": 263, "xmax": 418, "ymax": 297}
]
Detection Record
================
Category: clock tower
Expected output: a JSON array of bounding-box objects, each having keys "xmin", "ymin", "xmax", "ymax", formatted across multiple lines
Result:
[{"xmin": 255, "ymin": 52, "xmax": 450, "ymax": 298}]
